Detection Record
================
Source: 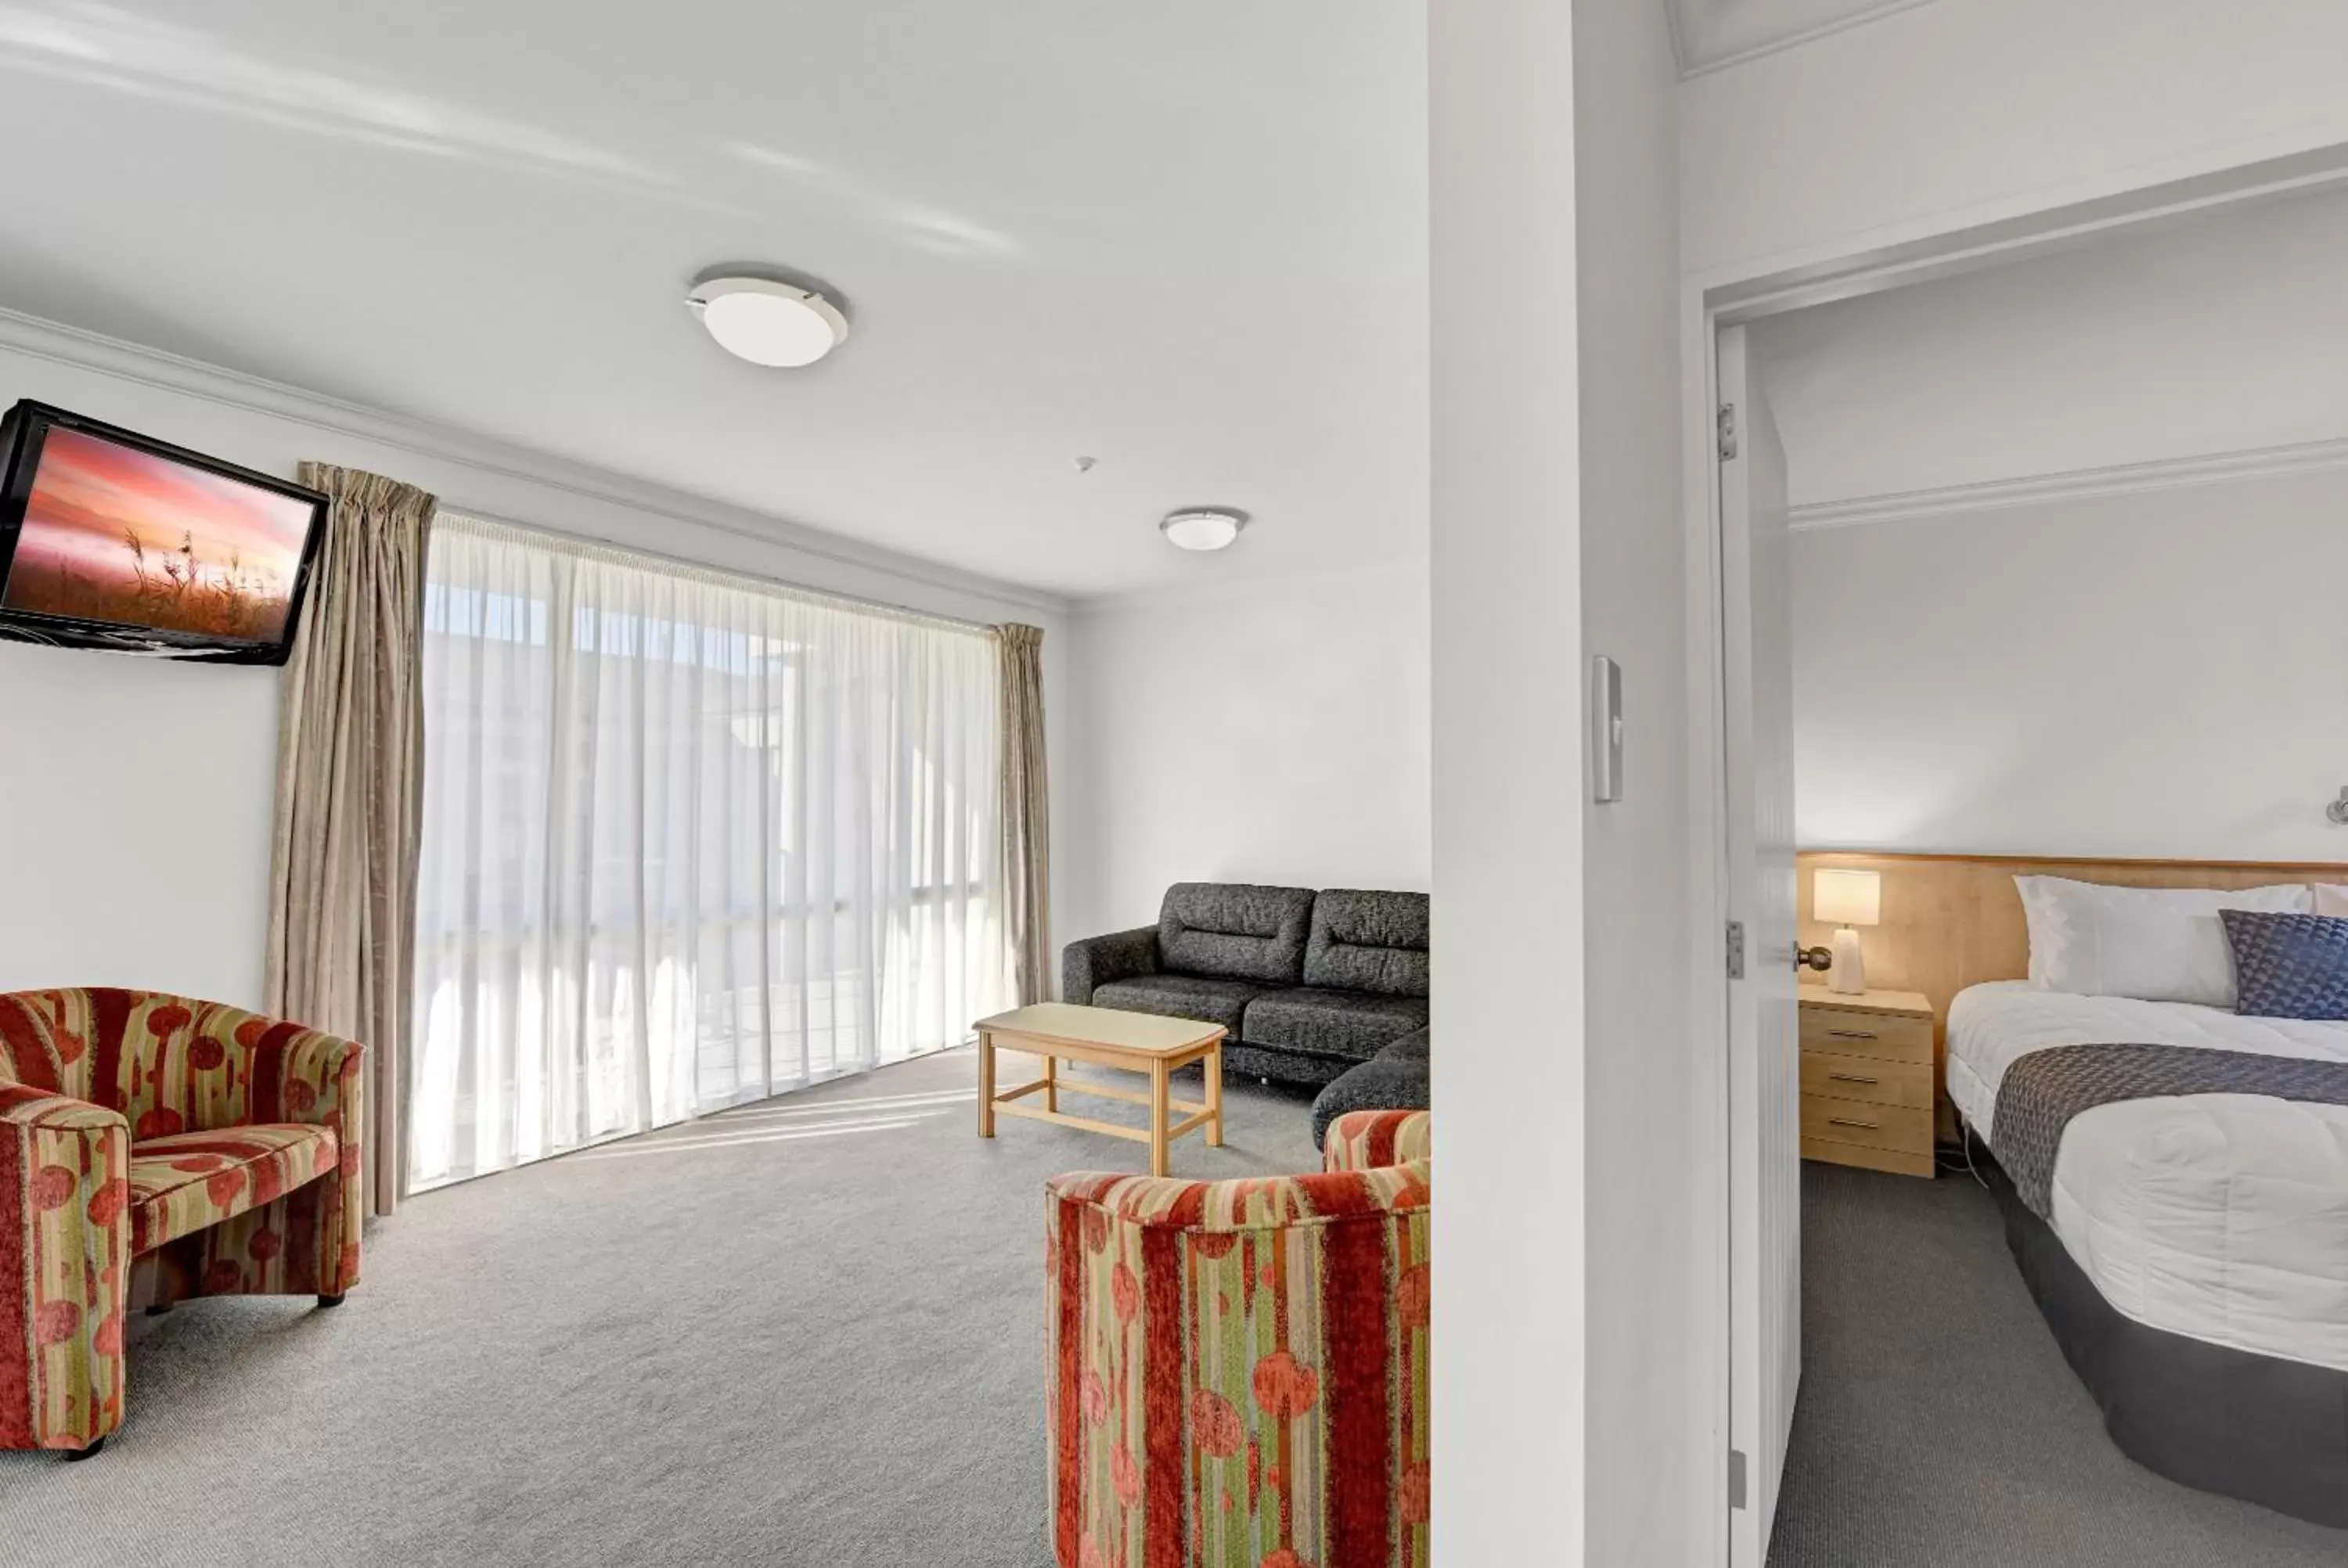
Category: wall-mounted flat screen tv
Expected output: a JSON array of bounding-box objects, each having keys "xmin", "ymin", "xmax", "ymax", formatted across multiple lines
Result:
[{"xmin": 0, "ymin": 401, "xmax": 328, "ymax": 664}]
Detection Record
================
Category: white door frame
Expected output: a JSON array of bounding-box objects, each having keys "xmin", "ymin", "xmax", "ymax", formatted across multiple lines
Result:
[{"xmin": 1681, "ymin": 138, "xmax": 2348, "ymax": 1564}]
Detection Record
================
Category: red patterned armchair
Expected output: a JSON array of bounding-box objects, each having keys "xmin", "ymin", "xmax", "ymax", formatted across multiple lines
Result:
[
  {"xmin": 0, "ymin": 988, "xmax": 363, "ymax": 1458},
  {"xmin": 1045, "ymin": 1109, "xmax": 1431, "ymax": 1568}
]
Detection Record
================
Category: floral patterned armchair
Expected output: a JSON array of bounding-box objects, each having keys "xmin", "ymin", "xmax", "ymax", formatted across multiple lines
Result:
[
  {"xmin": 1045, "ymin": 1108, "xmax": 1431, "ymax": 1567},
  {"xmin": 0, "ymin": 988, "xmax": 363, "ymax": 1458}
]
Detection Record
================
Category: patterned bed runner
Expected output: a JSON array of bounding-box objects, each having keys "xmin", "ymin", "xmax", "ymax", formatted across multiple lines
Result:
[{"xmin": 1991, "ymin": 1042, "xmax": 2348, "ymax": 1221}]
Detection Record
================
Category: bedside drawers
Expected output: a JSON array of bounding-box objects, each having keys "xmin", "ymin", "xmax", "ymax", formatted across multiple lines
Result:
[
  {"xmin": 1798, "ymin": 1005, "xmax": 1932, "ymax": 1064},
  {"xmin": 1799, "ymin": 988, "xmax": 1936, "ymax": 1178},
  {"xmin": 1799, "ymin": 1094, "xmax": 1934, "ymax": 1159},
  {"xmin": 1798, "ymin": 1050, "xmax": 1932, "ymax": 1109}
]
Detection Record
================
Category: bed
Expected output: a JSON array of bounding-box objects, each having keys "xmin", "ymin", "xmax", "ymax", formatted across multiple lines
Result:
[
  {"xmin": 1795, "ymin": 850, "xmax": 2348, "ymax": 1527},
  {"xmin": 1946, "ymin": 980, "xmax": 2348, "ymax": 1526}
]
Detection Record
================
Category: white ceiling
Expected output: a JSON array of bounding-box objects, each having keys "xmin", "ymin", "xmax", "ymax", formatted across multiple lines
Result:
[
  {"xmin": 1750, "ymin": 185, "xmax": 2348, "ymax": 509},
  {"xmin": 0, "ymin": 2, "xmax": 1426, "ymax": 601},
  {"xmin": 1668, "ymin": 0, "xmax": 1928, "ymax": 73}
]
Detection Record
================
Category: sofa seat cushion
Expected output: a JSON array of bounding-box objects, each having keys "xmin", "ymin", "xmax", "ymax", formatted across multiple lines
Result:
[
  {"xmin": 128, "ymin": 1124, "xmax": 339, "ymax": 1254},
  {"xmin": 1089, "ymin": 974, "xmax": 1267, "ymax": 1036},
  {"xmin": 1244, "ymin": 987, "xmax": 1429, "ymax": 1063}
]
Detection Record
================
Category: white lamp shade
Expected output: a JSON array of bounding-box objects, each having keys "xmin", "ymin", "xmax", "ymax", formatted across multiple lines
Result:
[{"xmin": 1813, "ymin": 868, "xmax": 1882, "ymax": 927}]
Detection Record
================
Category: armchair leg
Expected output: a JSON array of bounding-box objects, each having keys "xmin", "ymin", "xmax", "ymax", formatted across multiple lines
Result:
[
  {"xmin": 64, "ymin": 1437, "xmax": 105, "ymax": 1462},
  {"xmin": 316, "ymin": 1293, "xmax": 346, "ymax": 1308}
]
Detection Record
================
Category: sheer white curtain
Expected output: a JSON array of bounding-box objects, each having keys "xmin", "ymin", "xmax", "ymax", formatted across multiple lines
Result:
[{"xmin": 409, "ymin": 516, "xmax": 1007, "ymax": 1191}]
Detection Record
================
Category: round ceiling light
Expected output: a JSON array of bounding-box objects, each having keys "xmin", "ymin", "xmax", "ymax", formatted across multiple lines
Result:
[
  {"xmin": 686, "ymin": 275, "xmax": 849, "ymax": 368},
  {"xmin": 1159, "ymin": 507, "xmax": 1250, "ymax": 552}
]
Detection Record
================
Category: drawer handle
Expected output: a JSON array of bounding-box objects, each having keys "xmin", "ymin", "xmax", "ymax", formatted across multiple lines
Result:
[
  {"xmin": 1828, "ymin": 1073, "xmax": 1879, "ymax": 1086},
  {"xmin": 1828, "ymin": 1117, "xmax": 1881, "ymax": 1131},
  {"xmin": 1828, "ymin": 1029, "xmax": 1879, "ymax": 1040}
]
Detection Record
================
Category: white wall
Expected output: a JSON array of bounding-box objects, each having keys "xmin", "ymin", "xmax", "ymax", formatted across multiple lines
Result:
[
  {"xmin": 1792, "ymin": 466, "xmax": 2348, "ymax": 861},
  {"xmin": 1683, "ymin": 0, "xmax": 2348, "ymax": 279},
  {"xmin": 1431, "ymin": 0, "xmax": 1690, "ymax": 1561},
  {"xmin": 1431, "ymin": 0, "xmax": 1590, "ymax": 1551},
  {"xmin": 1571, "ymin": 0, "xmax": 1701, "ymax": 1559},
  {"xmin": 1751, "ymin": 184, "xmax": 2348, "ymax": 508},
  {"xmin": 0, "ymin": 315, "xmax": 1068, "ymax": 1007},
  {"xmin": 1059, "ymin": 556, "xmax": 1429, "ymax": 947}
]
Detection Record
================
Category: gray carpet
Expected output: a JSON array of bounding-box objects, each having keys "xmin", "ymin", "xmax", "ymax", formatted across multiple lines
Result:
[
  {"xmin": 1769, "ymin": 1160, "xmax": 2348, "ymax": 1566},
  {"xmin": 0, "ymin": 1048, "xmax": 1318, "ymax": 1568}
]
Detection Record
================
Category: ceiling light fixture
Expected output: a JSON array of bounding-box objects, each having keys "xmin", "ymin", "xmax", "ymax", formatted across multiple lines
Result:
[
  {"xmin": 686, "ymin": 273, "xmax": 850, "ymax": 368},
  {"xmin": 1159, "ymin": 507, "xmax": 1250, "ymax": 552}
]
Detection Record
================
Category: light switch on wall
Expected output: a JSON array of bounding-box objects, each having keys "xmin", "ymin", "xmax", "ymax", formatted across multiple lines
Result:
[{"xmin": 1591, "ymin": 655, "xmax": 1622, "ymax": 803}]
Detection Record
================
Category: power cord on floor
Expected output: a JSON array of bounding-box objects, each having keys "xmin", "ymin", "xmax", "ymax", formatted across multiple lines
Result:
[{"xmin": 1950, "ymin": 1113, "xmax": 1990, "ymax": 1190}]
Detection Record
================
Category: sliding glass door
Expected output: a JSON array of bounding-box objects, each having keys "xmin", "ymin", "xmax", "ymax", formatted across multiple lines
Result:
[{"xmin": 408, "ymin": 516, "xmax": 1007, "ymax": 1191}]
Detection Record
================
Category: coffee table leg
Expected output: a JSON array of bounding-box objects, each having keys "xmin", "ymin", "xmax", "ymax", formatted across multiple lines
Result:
[
  {"xmin": 1149, "ymin": 1061, "xmax": 1170, "ymax": 1178},
  {"xmin": 1043, "ymin": 1051, "xmax": 1058, "ymax": 1114},
  {"xmin": 978, "ymin": 1030, "xmax": 996, "ymax": 1138},
  {"xmin": 1205, "ymin": 1045, "xmax": 1223, "ymax": 1148}
]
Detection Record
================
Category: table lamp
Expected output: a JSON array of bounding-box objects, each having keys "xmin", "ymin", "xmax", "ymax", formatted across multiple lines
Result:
[{"xmin": 1813, "ymin": 869, "xmax": 1881, "ymax": 995}]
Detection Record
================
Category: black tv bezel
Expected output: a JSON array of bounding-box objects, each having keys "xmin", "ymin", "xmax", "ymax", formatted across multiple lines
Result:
[{"xmin": 0, "ymin": 401, "xmax": 329, "ymax": 666}]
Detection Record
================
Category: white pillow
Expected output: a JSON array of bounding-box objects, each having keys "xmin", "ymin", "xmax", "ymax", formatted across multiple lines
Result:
[
  {"xmin": 2314, "ymin": 883, "xmax": 2348, "ymax": 917},
  {"xmin": 2015, "ymin": 876, "xmax": 2314, "ymax": 1008}
]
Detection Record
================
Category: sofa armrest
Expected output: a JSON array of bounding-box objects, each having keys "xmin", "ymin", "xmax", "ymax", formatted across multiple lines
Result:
[
  {"xmin": 1060, "ymin": 926, "xmax": 1160, "ymax": 1005},
  {"xmin": 0, "ymin": 1084, "xmax": 131, "ymax": 1450},
  {"xmin": 0, "ymin": 1081, "xmax": 127, "ymax": 1141},
  {"xmin": 1323, "ymin": 1109, "xmax": 1431, "ymax": 1173},
  {"xmin": 234, "ymin": 1021, "xmax": 366, "ymax": 1293}
]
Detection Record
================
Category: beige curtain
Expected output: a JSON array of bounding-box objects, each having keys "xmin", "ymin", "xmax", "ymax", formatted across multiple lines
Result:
[
  {"xmin": 265, "ymin": 463, "xmax": 436, "ymax": 1218},
  {"xmin": 996, "ymin": 624, "xmax": 1053, "ymax": 1005}
]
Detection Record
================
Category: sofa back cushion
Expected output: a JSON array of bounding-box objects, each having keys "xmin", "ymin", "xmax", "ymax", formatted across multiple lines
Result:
[
  {"xmin": 1303, "ymin": 889, "xmax": 1431, "ymax": 998},
  {"xmin": 1158, "ymin": 883, "xmax": 1315, "ymax": 985}
]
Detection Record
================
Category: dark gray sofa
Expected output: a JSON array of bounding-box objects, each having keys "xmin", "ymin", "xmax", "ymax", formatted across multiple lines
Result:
[{"xmin": 1062, "ymin": 883, "xmax": 1432, "ymax": 1139}]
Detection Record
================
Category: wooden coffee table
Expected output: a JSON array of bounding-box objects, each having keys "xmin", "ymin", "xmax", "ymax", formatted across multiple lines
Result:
[{"xmin": 974, "ymin": 1002, "xmax": 1225, "ymax": 1177}]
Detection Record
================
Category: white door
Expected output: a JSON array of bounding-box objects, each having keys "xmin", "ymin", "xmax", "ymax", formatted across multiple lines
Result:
[{"xmin": 1720, "ymin": 323, "xmax": 1800, "ymax": 1567}]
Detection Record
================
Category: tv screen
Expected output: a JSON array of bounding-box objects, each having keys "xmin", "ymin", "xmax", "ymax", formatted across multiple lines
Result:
[{"xmin": 0, "ymin": 402, "xmax": 328, "ymax": 664}]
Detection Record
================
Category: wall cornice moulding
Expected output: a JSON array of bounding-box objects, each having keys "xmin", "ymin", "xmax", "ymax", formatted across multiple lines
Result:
[
  {"xmin": 1788, "ymin": 434, "xmax": 2348, "ymax": 533},
  {"xmin": 1673, "ymin": 0, "xmax": 1936, "ymax": 80},
  {"xmin": 0, "ymin": 306, "xmax": 1068, "ymax": 617}
]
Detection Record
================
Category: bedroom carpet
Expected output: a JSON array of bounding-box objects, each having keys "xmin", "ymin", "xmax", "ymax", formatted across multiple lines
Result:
[
  {"xmin": 0, "ymin": 1047, "xmax": 1319, "ymax": 1568},
  {"xmin": 1769, "ymin": 1160, "xmax": 2348, "ymax": 1566}
]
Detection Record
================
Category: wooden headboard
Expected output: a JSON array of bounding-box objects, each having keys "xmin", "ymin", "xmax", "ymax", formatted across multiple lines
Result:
[{"xmin": 1795, "ymin": 850, "xmax": 2348, "ymax": 1137}]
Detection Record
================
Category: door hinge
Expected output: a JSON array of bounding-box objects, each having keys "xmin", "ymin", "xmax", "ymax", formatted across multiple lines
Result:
[
  {"xmin": 1726, "ymin": 920, "xmax": 1747, "ymax": 980},
  {"xmin": 1729, "ymin": 1448, "xmax": 1748, "ymax": 1510},
  {"xmin": 1717, "ymin": 401, "xmax": 1739, "ymax": 461}
]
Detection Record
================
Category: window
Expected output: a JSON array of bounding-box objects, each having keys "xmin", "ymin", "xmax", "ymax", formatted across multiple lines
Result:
[{"xmin": 409, "ymin": 516, "xmax": 1007, "ymax": 1189}]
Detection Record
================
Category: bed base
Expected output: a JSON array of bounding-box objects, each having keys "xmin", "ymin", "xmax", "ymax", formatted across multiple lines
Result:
[{"xmin": 1972, "ymin": 1131, "xmax": 2348, "ymax": 1529}]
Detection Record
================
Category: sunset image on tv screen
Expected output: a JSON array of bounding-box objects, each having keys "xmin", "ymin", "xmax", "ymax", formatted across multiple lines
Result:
[{"xmin": 2, "ymin": 427, "xmax": 315, "ymax": 642}]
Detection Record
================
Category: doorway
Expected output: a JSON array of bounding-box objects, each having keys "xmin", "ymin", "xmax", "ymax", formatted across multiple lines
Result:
[{"xmin": 1701, "ymin": 146, "xmax": 2348, "ymax": 1568}]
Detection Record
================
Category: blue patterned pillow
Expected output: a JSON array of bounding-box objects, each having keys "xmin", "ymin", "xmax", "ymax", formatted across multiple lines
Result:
[{"xmin": 2220, "ymin": 910, "xmax": 2348, "ymax": 1020}]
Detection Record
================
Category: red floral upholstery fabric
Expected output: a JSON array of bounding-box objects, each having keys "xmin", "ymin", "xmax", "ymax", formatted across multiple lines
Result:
[
  {"xmin": 128, "ymin": 1124, "xmax": 340, "ymax": 1255},
  {"xmin": 1044, "ymin": 1109, "xmax": 1431, "ymax": 1567},
  {"xmin": 1322, "ymin": 1107, "xmax": 1430, "ymax": 1174},
  {"xmin": 0, "ymin": 988, "xmax": 363, "ymax": 1453}
]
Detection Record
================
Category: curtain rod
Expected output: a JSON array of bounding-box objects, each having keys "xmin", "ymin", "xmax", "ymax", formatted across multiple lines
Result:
[{"xmin": 434, "ymin": 508, "xmax": 1012, "ymax": 638}]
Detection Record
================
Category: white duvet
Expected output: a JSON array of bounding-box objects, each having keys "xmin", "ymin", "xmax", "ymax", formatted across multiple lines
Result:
[{"xmin": 1947, "ymin": 982, "xmax": 2348, "ymax": 1374}]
